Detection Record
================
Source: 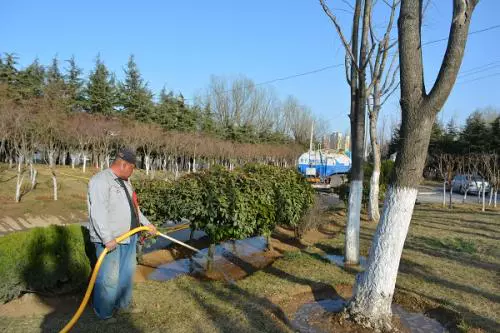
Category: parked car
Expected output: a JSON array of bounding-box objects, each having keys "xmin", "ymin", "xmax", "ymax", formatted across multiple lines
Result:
[{"xmin": 451, "ymin": 174, "xmax": 490, "ymax": 195}]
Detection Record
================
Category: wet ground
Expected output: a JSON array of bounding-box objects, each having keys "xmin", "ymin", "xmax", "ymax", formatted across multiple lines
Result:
[
  {"xmin": 324, "ymin": 254, "xmax": 368, "ymax": 269},
  {"xmin": 145, "ymin": 236, "xmax": 278, "ymax": 282},
  {"xmin": 292, "ymin": 299, "xmax": 446, "ymax": 333}
]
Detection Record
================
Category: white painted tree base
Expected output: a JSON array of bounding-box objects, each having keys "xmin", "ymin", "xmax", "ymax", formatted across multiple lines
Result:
[
  {"xmin": 348, "ymin": 186, "xmax": 418, "ymax": 329},
  {"xmin": 345, "ymin": 180, "xmax": 363, "ymax": 265}
]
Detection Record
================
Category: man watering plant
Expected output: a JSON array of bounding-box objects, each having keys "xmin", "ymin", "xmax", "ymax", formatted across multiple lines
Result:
[{"xmin": 87, "ymin": 147, "xmax": 156, "ymax": 321}]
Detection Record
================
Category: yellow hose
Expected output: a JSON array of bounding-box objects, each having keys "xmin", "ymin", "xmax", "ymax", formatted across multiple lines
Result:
[{"xmin": 60, "ymin": 226, "xmax": 151, "ymax": 333}]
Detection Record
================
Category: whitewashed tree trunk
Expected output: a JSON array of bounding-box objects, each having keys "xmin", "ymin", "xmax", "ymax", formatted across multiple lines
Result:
[
  {"xmin": 494, "ymin": 189, "xmax": 497, "ymax": 208},
  {"xmin": 52, "ymin": 170, "xmax": 58, "ymax": 201},
  {"xmin": 449, "ymin": 186, "xmax": 453, "ymax": 209},
  {"xmin": 17, "ymin": 154, "xmax": 24, "ymax": 173},
  {"xmin": 442, "ymin": 181, "xmax": 446, "ymax": 207},
  {"xmin": 349, "ymin": 186, "xmax": 418, "ymax": 327},
  {"xmin": 48, "ymin": 151, "xmax": 55, "ymax": 169},
  {"xmin": 488, "ymin": 186, "xmax": 495, "ymax": 207},
  {"xmin": 145, "ymin": 154, "xmax": 151, "ymax": 176},
  {"xmin": 105, "ymin": 154, "xmax": 110, "ymax": 168},
  {"xmin": 187, "ymin": 161, "xmax": 192, "ymax": 174},
  {"xmin": 345, "ymin": 180, "xmax": 362, "ymax": 265},
  {"xmin": 15, "ymin": 172, "xmax": 25, "ymax": 203},
  {"xmin": 192, "ymin": 156, "xmax": 197, "ymax": 173},
  {"xmin": 482, "ymin": 185, "xmax": 486, "ymax": 212},
  {"xmin": 175, "ymin": 161, "xmax": 179, "ymax": 180},
  {"xmin": 31, "ymin": 169, "xmax": 37, "ymax": 190},
  {"xmin": 463, "ymin": 187, "xmax": 468, "ymax": 203},
  {"xmin": 82, "ymin": 152, "xmax": 88, "ymax": 173}
]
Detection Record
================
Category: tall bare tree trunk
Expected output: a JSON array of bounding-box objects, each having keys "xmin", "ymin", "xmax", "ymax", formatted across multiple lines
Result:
[
  {"xmin": 368, "ymin": 108, "xmax": 381, "ymax": 222},
  {"xmin": 31, "ymin": 169, "xmax": 37, "ymax": 190},
  {"xmin": 443, "ymin": 181, "xmax": 447, "ymax": 207},
  {"xmin": 82, "ymin": 152, "xmax": 87, "ymax": 173},
  {"xmin": 348, "ymin": 0, "xmax": 478, "ymax": 328},
  {"xmin": 345, "ymin": 0, "xmax": 365, "ymax": 266},
  {"xmin": 449, "ymin": 185, "xmax": 453, "ymax": 209},
  {"xmin": 52, "ymin": 169, "xmax": 58, "ymax": 201}
]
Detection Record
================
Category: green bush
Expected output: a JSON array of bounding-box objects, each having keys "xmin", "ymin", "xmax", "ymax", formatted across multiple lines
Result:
[
  {"xmin": 135, "ymin": 164, "xmax": 314, "ymax": 244},
  {"xmin": 0, "ymin": 225, "xmax": 92, "ymax": 303}
]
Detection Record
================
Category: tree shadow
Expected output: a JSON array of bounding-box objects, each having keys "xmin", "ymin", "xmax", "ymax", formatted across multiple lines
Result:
[
  {"xmin": 178, "ymin": 281, "xmax": 294, "ymax": 333},
  {"xmin": 18, "ymin": 226, "xmax": 142, "ymax": 332},
  {"xmin": 397, "ymin": 286, "xmax": 500, "ymax": 333},
  {"xmin": 222, "ymin": 250, "xmax": 340, "ymax": 303},
  {"xmin": 403, "ymin": 236, "xmax": 500, "ymax": 272},
  {"xmin": 410, "ymin": 222, "xmax": 500, "ymax": 241},
  {"xmin": 412, "ymin": 215, "xmax": 499, "ymax": 234},
  {"xmin": 399, "ymin": 258, "xmax": 500, "ymax": 303}
]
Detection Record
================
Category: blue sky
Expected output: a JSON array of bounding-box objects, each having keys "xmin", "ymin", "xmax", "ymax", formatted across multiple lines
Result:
[{"xmin": 1, "ymin": 0, "xmax": 499, "ymax": 134}]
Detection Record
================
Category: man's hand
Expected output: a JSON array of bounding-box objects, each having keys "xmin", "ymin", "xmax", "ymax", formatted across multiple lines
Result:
[
  {"xmin": 105, "ymin": 240, "xmax": 117, "ymax": 251},
  {"xmin": 147, "ymin": 224, "xmax": 157, "ymax": 235}
]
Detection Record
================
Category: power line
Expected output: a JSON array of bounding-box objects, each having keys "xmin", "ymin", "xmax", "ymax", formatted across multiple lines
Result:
[
  {"xmin": 422, "ymin": 24, "xmax": 500, "ymax": 46},
  {"xmin": 457, "ymin": 64, "xmax": 500, "ymax": 79},
  {"xmin": 456, "ymin": 72, "xmax": 500, "ymax": 85},
  {"xmin": 186, "ymin": 23, "xmax": 500, "ymax": 102}
]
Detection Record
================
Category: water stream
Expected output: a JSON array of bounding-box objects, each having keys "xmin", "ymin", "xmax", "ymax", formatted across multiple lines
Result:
[{"xmin": 146, "ymin": 236, "xmax": 272, "ymax": 281}]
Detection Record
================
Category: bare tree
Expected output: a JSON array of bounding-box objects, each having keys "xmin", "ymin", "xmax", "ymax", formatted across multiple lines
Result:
[
  {"xmin": 366, "ymin": 0, "xmax": 400, "ymax": 222},
  {"xmin": 437, "ymin": 153, "xmax": 458, "ymax": 208},
  {"xmin": 348, "ymin": 0, "xmax": 479, "ymax": 329},
  {"xmin": 320, "ymin": 0, "xmax": 372, "ymax": 265}
]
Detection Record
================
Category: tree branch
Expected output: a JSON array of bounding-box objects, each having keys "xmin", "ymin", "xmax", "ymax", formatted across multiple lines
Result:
[
  {"xmin": 425, "ymin": 0, "xmax": 479, "ymax": 112},
  {"xmin": 398, "ymin": 0, "xmax": 426, "ymax": 107},
  {"xmin": 319, "ymin": 0, "xmax": 361, "ymax": 73}
]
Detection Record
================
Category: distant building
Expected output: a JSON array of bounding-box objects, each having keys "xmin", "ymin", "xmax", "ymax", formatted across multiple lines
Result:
[{"xmin": 330, "ymin": 132, "xmax": 343, "ymax": 150}]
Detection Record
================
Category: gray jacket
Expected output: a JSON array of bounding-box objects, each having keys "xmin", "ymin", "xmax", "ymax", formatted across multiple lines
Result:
[{"xmin": 87, "ymin": 168, "xmax": 151, "ymax": 244}]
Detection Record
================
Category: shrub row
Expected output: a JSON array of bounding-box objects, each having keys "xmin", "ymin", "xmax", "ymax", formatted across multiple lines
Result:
[
  {"xmin": 0, "ymin": 225, "xmax": 92, "ymax": 303},
  {"xmin": 134, "ymin": 164, "xmax": 315, "ymax": 243}
]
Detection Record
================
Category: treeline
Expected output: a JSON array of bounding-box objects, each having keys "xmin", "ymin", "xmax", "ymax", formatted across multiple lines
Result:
[
  {"xmin": 389, "ymin": 109, "xmax": 500, "ymax": 159},
  {"xmin": 0, "ymin": 53, "xmax": 320, "ymax": 145},
  {"xmin": 0, "ymin": 53, "xmax": 319, "ymax": 202}
]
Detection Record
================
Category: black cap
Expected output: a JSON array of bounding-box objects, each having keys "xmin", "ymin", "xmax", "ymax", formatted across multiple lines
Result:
[{"xmin": 115, "ymin": 148, "xmax": 137, "ymax": 165}]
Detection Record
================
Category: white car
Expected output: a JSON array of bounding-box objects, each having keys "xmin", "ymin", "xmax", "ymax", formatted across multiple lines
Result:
[{"xmin": 451, "ymin": 174, "xmax": 490, "ymax": 195}]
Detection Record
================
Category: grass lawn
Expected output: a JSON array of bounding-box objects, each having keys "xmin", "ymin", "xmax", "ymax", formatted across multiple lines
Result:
[{"xmin": 0, "ymin": 167, "xmax": 498, "ymax": 332}]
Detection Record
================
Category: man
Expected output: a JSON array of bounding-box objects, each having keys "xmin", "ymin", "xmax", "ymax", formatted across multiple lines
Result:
[{"xmin": 87, "ymin": 147, "xmax": 156, "ymax": 320}]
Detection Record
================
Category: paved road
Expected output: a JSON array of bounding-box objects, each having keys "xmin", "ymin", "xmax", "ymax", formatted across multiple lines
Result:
[{"xmin": 417, "ymin": 185, "xmax": 497, "ymax": 205}]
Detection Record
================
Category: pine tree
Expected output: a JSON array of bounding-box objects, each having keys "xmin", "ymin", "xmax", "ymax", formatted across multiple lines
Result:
[
  {"xmin": 200, "ymin": 102, "xmax": 215, "ymax": 134},
  {"xmin": 86, "ymin": 55, "xmax": 116, "ymax": 115},
  {"xmin": 44, "ymin": 56, "xmax": 67, "ymax": 102},
  {"xmin": 154, "ymin": 87, "xmax": 178, "ymax": 130},
  {"xmin": 18, "ymin": 58, "xmax": 45, "ymax": 99},
  {"xmin": 65, "ymin": 56, "xmax": 85, "ymax": 112},
  {"xmin": 461, "ymin": 112, "xmax": 489, "ymax": 153},
  {"xmin": 118, "ymin": 55, "xmax": 154, "ymax": 122},
  {"xmin": 0, "ymin": 53, "xmax": 20, "ymax": 98},
  {"xmin": 491, "ymin": 116, "xmax": 500, "ymax": 153},
  {"xmin": 175, "ymin": 93, "xmax": 196, "ymax": 131}
]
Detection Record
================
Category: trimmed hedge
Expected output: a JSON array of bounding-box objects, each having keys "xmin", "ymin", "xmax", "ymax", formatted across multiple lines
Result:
[
  {"xmin": 0, "ymin": 225, "xmax": 93, "ymax": 303},
  {"xmin": 134, "ymin": 164, "xmax": 315, "ymax": 243}
]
